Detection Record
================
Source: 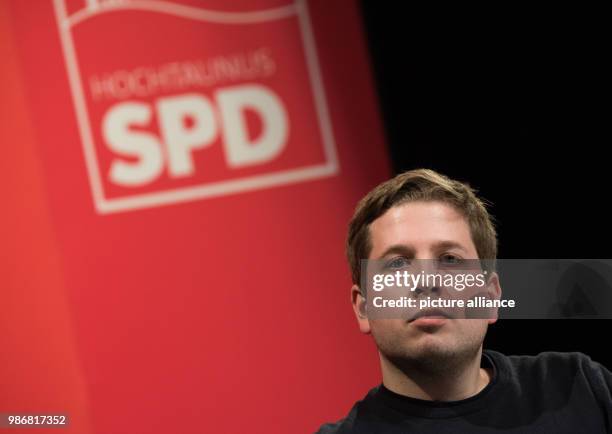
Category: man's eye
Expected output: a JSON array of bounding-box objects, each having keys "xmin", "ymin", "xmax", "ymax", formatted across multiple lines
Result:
[
  {"xmin": 439, "ymin": 254, "xmax": 462, "ymax": 265},
  {"xmin": 386, "ymin": 257, "xmax": 410, "ymax": 269}
]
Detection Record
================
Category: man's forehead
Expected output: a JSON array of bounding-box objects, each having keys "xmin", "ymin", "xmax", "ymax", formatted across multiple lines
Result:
[
  {"xmin": 369, "ymin": 201, "xmax": 476, "ymax": 256},
  {"xmin": 371, "ymin": 201, "xmax": 467, "ymax": 230}
]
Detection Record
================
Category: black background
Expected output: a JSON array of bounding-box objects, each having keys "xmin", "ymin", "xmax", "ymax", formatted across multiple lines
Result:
[{"xmin": 359, "ymin": 4, "xmax": 609, "ymax": 367}]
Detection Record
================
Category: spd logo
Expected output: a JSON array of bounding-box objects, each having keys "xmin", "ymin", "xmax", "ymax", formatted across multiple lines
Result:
[{"xmin": 53, "ymin": 0, "xmax": 338, "ymax": 214}]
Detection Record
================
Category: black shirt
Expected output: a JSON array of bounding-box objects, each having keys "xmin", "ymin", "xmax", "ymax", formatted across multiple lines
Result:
[{"xmin": 316, "ymin": 350, "xmax": 612, "ymax": 433}]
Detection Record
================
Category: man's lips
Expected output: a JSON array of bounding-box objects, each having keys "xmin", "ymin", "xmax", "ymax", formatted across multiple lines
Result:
[{"xmin": 409, "ymin": 308, "xmax": 453, "ymax": 323}]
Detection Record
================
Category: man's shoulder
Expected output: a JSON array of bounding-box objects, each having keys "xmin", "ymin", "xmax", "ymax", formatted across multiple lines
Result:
[
  {"xmin": 315, "ymin": 419, "xmax": 346, "ymax": 434},
  {"xmin": 314, "ymin": 407, "xmax": 355, "ymax": 434},
  {"xmin": 486, "ymin": 349, "xmax": 609, "ymax": 389},
  {"xmin": 488, "ymin": 349, "xmax": 612, "ymax": 425},
  {"xmin": 489, "ymin": 349, "xmax": 599, "ymax": 371},
  {"xmin": 314, "ymin": 387, "xmax": 378, "ymax": 434}
]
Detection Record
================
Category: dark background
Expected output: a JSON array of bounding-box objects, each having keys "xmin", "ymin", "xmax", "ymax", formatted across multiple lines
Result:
[{"xmin": 359, "ymin": 4, "xmax": 609, "ymax": 367}]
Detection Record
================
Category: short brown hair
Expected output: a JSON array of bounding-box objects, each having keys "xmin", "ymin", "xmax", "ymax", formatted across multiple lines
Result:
[{"xmin": 346, "ymin": 169, "xmax": 497, "ymax": 284}]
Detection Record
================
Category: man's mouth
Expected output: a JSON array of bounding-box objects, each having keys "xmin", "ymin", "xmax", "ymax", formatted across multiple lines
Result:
[{"xmin": 409, "ymin": 308, "xmax": 453, "ymax": 323}]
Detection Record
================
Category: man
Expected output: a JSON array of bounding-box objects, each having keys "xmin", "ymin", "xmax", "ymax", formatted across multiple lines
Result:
[{"xmin": 317, "ymin": 169, "xmax": 612, "ymax": 433}]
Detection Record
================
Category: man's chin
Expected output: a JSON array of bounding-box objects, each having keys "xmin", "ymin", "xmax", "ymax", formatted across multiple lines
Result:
[
  {"xmin": 409, "ymin": 340, "xmax": 454, "ymax": 360},
  {"xmin": 393, "ymin": 335, "xmax": 466, "ymax": 365}
]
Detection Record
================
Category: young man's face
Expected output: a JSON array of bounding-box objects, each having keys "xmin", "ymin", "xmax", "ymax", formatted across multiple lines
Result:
[{"xmin": 352, "ymin": 200, "xmax": 499, "ymax": 369}]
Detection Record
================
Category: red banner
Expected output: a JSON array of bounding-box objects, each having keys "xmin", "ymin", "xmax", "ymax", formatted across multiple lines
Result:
[{"xmin": 2, "ymin": 0, "xmax": 388, "ymax": 432}]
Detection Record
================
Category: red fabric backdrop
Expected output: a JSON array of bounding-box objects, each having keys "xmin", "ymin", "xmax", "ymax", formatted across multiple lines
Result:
[{"xmin": 1, "ymin": 1, "xmax": 389, "ymax": 432}]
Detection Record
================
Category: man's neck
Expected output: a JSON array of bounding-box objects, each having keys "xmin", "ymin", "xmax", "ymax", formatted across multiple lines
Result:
[{"xmin": 380, "ymin": 348, "xmax": 492, "ymax": 401}]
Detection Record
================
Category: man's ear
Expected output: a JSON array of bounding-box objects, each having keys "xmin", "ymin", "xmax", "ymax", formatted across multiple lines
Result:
[
  {"xmin": 351, "ymin": 284, "xmax": 371, "ymax": 334},
  {"xmin": 486, "ymin": 272, "xmax": 502, "ymax": 325}
]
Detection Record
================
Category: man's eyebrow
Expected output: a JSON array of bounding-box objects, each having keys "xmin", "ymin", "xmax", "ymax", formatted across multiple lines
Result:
[
  {"xmin": 377, "ymin": 245, "xmax": 414, "ymax": 259},
  {"xmin": 432, "ymin": 240, "xmax": 469, "ymax": 253}
]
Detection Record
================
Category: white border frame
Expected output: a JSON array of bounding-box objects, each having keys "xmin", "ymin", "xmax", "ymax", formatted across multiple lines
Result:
[{"xmin": 52, "ymin": 0, "xmax": 339, "ymax": 214}]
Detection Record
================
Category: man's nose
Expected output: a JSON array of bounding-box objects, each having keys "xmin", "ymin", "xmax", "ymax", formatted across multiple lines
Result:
[
  {"xmin": 409, "ymin": 258, "xmax": 442, "ymax": 296},
  {"xmin": 410, "ymin": 257, "xmax": 439, "ymax": 274},
  {"xmin": 414, "ymin": 285, "xmax": 442, "ymax": 297}
]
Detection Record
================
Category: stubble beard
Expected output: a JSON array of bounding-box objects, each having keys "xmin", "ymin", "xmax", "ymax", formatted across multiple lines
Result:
[{"xmin": 374, "ymin": 325, "xmax": 486, "ymax": 377}]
